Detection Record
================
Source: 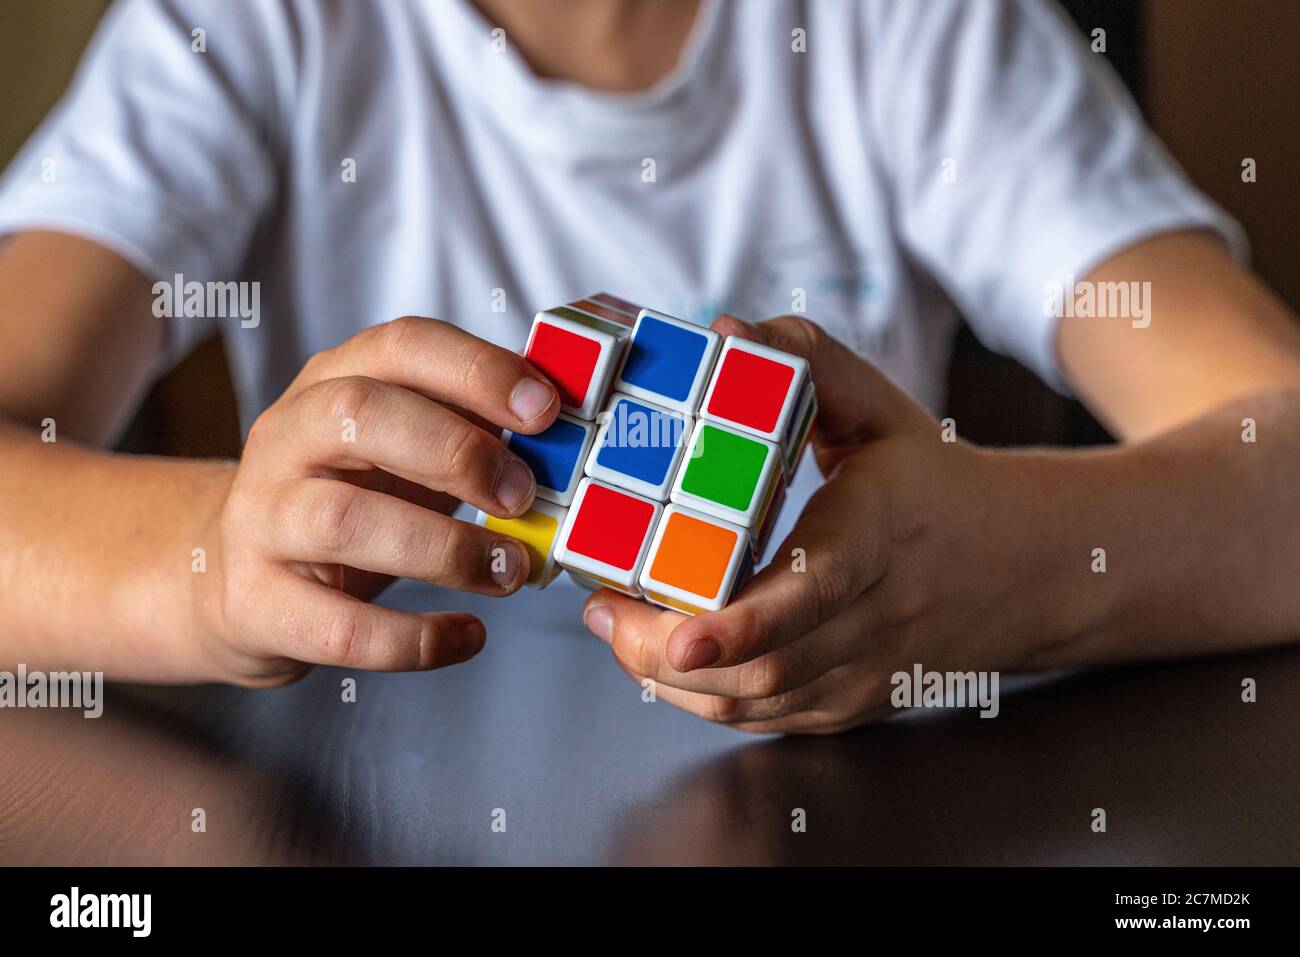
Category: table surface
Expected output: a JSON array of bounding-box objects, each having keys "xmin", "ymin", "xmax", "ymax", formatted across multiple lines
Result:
[{"xmin": 2, "ymin": 576, "xmax": 1298, "ymax": 866}]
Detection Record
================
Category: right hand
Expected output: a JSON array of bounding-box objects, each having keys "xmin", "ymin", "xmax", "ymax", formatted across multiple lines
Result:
[{"xmin": 193, "ymin": 316, "xmax": 560, "ymax": 685}]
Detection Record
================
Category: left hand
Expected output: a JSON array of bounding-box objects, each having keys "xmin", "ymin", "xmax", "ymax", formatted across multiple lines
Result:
[{"xmin": 581, "ymin": 314, "xmax": 1062, "ymax": 733}]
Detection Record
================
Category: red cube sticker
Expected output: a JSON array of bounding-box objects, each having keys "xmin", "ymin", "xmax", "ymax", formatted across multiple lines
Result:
[
  {"xmin": 706, "ymin": 349, "xmax": 795, "ymax": 434},
  {"xmin": 527, "ymin": 322, "xmax": 600, "ymax": 409},
  {"xmin": 565, "ymin": 483, "xmax": 656, "ymax": 570}
]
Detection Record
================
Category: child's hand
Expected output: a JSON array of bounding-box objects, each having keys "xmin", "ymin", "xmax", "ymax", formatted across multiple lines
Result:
[
  {"xmin": 581, "ymin": 314, "xmax": 1055, "ymax": 733},
  {"xmin": 194, "ymin": 317, "xmax": 560, "ymax": 685}
]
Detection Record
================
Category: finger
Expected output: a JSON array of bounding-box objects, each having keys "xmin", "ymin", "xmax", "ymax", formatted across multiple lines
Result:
[
  {"xmin": 608, "ymin": 652, "xmax": 818, "ymax": 726},
  {"xmin": 584, "ymin": 588, "xmax": 856, "ymax": 699},
  {"xmin": 711, "ymin": 313, "xmax": 931, "ymax": 446},
  {"xmin": 291, "ymin": 316, "xmax": 560, "ymax": 434},
  {"xmin": 660, "ymin": 461, "xmax": 886, "ymax": 671},
  {"xmin": 261, "ymin": 478, "xmax": 530, "ymax": 594},
  {"xmin": 244, "ymin": 570, "xmax": 487, "ymax": 671},
  {"xmin": 266, "ymin": 375, "xmax": 537, "ymax": 517}
]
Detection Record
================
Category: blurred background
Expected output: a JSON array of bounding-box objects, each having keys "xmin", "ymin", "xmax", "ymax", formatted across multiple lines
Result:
[{"xmin": 1, "ymin": 0, "xmax": 1296, "ymax": 456}]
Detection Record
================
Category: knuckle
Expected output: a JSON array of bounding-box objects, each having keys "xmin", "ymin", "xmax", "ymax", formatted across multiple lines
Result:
[
  {"xmin": 435, "ymin": 418, "xmax": 491, "ymax": 481},
  {"xmin": 427, "ymin": 519, "xmax": 474, "ymax": 581},
  {"xmin": 314, "ymin": 376, "xmax": 383, "ymax": 433},
  {"xmin": 315, "ymin": 605, "xmax": 365, "ymax": 667},
  {"xmin": 299, "ymin": 347, "xmax": 334, "ymax": 379},
  {"xmin": 244, "ymin": 408, "xmax": 277, "ymax": 450},
  {"xmin": 720, "ymin": 604, "xmax": 763, "ymax": 660},
  {"xmin": 629, "ymin": 629, "xmax": 661, "ymax": 678},
  {"xmin": 772, "ymin": 314, "xmax": 825, "ymax": 360},
  {"xmin": 880, "ymin": 576, "xmax": 930, "ymax": 628},
  {"xmin": 744, "ymin": 653, "xmax": 790, "ymax": 699},
  {"xmin": 704, "ymin": 695, "xmax": 741, "ymax": 724},
  {"xmin": 375, "ymin": 314, "xmax": 430, "ymax": 361},
  {"xmin": 456, "ymin": 341, "xmax": 497, "ymax": 395},
  {"xmin": 300, "ymin": 483, "xmax": 364, "ymax": 554},
  {"xmin": 810, "ymin": 556, "xmax": 854, "ymax": 622}
]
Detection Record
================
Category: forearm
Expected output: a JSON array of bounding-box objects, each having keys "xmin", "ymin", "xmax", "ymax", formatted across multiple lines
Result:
[
  {"xmin": 1009, "ymin": 388, "xmax": 1300, "ymax": 668},
  {"xmin": 0, "ymin": 418, "xmax": 234, "ymax": 681}
]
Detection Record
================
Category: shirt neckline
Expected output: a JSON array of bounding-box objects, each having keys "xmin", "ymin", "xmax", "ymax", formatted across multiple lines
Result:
[{"xmin": 428, "ymin": 0, "xmax": 732, "ymax": 162}]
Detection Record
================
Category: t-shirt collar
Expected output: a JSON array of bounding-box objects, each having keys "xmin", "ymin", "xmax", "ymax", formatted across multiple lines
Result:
[{"xmin": 429, "ymin": 0, "xmax": 732, "ymax": 163}]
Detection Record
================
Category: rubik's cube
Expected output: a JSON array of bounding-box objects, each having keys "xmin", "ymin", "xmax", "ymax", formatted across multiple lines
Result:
[{"xmin": 477, "ymin": 293, "xmax": 816, "ymax": 615}]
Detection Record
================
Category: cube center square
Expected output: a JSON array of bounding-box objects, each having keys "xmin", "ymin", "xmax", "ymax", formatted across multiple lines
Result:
[
  {"xmin": 506, "ymin": 413, "xmax": 594, "ymax": 506},
  {"xmin": 554, "ymin": 478, "xmax": 662, "ymax": 594},
  {"xmin": 586, "ymin": 394, "xmax": 690, "ymax": 500},
  {"xmin": 673, "ymin": 421, "xmax": 779, "ymax": 528}
]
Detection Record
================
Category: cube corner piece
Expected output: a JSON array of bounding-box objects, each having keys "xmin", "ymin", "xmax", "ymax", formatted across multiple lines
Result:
[
  {"xmin": 613, "ymin": 308, "xmax": 721, "ymax": 416},
  {"xmin": 568, "ymin": 292, "xmax": 641, "ymax": 329},
  {"xmin": 525, "ymin": 307, "xmax": 629, "ymax": 419},
  {"xmin": 699, "ymin": 335, "xmax": 809, "ymax": 448},
  {"xmin": 639, "ymin": 505, "xmax": 753, "ymax": 615},
  {"xmin": 553, "ymin": 477, "xmax": 662, "ymax": 597},
  {"xmin": 475, "ymin": 499, "xmax": 567, "ymax": 589}
]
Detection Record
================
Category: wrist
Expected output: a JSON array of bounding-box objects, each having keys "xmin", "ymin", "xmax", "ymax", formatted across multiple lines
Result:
[
  {"xmin": 971, "ymin": 445, "xmax": 1127, "ymax": 669},
  {"xmin": 172, "ymin": 461, "xmax": 241, "ymax": 681}
]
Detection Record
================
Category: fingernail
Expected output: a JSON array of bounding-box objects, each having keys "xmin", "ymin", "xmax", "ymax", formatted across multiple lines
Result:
[
  {"xmin": 495, "ymin": 457, "xmax": 535, "ymax": 512},
  {"xmin": 489, "ymin": 541, "xmax": 523, "ymax": 588},
  {"xmin": 584, "ymin": 604, "xmax": 614, "ymax": 643},
  {"xmin": 509, "ymin": 377, "xmax": 555, "ymax": 423},
  {"xmin": 679, "ymin": 637, "xmax": 721, "ymax": 672},
  {"xmin": 456, "ymin": 620, "xmax": 486, "ymax": 660}
]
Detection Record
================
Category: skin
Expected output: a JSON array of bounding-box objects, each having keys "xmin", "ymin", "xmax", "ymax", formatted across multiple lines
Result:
[
  {"xmin": 1, "ymin": 3, "xmax": 1299, "ymax": 726},
  {"xmin": 584, "ymin": 233, "xmax": 1300, "ymax": 733}
]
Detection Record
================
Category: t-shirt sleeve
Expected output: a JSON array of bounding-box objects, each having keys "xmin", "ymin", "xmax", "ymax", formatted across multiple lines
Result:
[
  {"xmin": 865, "ymin": 0, "xmax": 1247, "ymax": 393},
  {"xmin": 0, "ymin": 0, "xmax": 287, "ymax": 365}
]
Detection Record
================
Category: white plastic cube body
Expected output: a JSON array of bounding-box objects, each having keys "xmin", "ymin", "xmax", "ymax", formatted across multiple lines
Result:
[
  {"xmin": 780, "ymin": 377, "xmax": 818, "ymax": 476},
  {"xmin": 583, "ymin": 393, "xmax": 692, "ymax": 502}
]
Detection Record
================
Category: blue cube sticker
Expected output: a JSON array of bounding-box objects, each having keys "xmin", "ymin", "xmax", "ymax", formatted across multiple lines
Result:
[
  {"xmin": 595, "ymin": 398, "xmax": 687, "ymax": 487},
  {"xmin": 509, "ymin": 417, "xmax": 588, "ymax": 493},
  {"xmin": 621, "ymin": 316, "xmax": 708, "ymax": 403}
]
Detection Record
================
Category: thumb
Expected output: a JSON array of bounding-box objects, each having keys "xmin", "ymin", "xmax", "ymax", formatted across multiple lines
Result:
[{"xmin": 710, "ymin": 313, "xmax": 931, "ymax": 447}]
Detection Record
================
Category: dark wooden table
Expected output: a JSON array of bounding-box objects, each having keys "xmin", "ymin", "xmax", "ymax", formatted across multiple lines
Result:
[{"xmin": 3, "ymin": 577, "xmax": 1298, "ymax": 866}]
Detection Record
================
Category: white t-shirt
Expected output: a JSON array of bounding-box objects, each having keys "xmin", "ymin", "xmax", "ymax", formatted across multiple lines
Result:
[
  {"xmin": 0, "ymin": 0, "xmax": 1241, "ymax": 598},
  {"xmin": 1, "ymin": 0, "xmax": 1241, "ymax": 409}
]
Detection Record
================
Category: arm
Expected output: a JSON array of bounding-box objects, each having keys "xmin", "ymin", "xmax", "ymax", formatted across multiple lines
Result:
[
  {"xmin": 0, "ymin": 231, "xmax": 229, "ymax": 681},
  {"xmin": 582, "ymin": 232, "xmax": 1300, "ymax": 733},
  {"xmin": 0, "ymin": 231, "xmax": 559, "ymax": 683},
  {"xmin": 1039, "ymin": 229, "xmax": 1300, "ymax": 662}
]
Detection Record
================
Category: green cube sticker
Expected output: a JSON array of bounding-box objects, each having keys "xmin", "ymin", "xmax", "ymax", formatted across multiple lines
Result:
[{"xmin": 681, "ymin": 425, "xmax": 768, "ymax": 510}]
